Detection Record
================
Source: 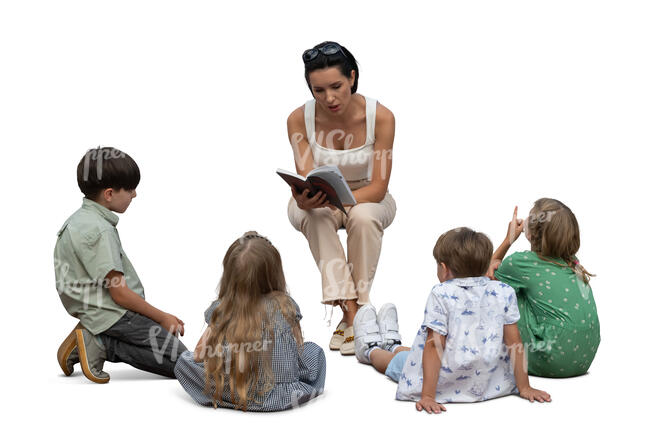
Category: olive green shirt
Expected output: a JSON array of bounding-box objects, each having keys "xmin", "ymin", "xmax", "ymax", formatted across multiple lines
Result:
[{"xmin": 53, "ymin": 198, "xmax": 144, "ymax": 335}]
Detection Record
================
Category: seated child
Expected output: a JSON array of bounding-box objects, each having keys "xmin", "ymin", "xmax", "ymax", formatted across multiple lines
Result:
[
  {"xmin": 174, "ymin": 231, "xmax": 326, "ymax": 411},
  {"xmin": 54, "ymin": 147, "xmax": 187, "ymax": 383},
  {"xmin": 489, "ymin": 199, "xmax": 600, "ymax": 377},
  {"xmin": 353, "ymin": 227, "xmax": 550, "ymax": 413}
]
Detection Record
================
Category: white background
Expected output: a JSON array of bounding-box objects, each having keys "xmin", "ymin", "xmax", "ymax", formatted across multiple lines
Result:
[{"xmin": 1, "ymin": 0, "xmax": 648, "ymax": 434}]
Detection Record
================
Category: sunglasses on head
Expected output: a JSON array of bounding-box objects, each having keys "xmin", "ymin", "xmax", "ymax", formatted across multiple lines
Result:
[{"xmin": 302, "ymin": 43, "xmax": 348, "ymax": 63}]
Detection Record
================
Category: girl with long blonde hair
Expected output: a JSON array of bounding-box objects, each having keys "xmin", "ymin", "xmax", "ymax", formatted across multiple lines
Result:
[
  {"xmin": 174, "ymin": 231, "xmax": 326, "ymax": 411},
  {"xmin": 489, "ymin": 199, "xmax": 600, "ymax": 377}
]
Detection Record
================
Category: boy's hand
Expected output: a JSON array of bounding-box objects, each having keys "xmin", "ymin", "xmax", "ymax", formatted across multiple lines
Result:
[
  {"xmin": 161, "ymin": 313, "xmax": 185, "ymax": 336},
  {"xmin": 416, "ymin": 395, "xmax": 447, "ymax": 414},
  {"xmin": 519, "ymin": 386, "xmax": 551, "ymax": 403}
]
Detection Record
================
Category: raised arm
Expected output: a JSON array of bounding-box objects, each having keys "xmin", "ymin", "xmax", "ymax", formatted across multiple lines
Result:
[
  {"xmin": 417, "ymin": 328, "xmax": 447, "ymax": 414},
  {"xmin": 488, "ymin": 206, "xmax": 525, "ymax": 279},
  {"xmin": 351, "ymin": 103, "xmax": 395, "ymax": 204}
]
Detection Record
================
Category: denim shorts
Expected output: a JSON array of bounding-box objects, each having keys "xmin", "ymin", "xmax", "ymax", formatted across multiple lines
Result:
[{"xmin": 385, "ymin": 350, "xmax": 409, "ymax": 382}]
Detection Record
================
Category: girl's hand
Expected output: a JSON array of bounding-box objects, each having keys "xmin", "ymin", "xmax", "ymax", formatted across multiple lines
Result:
[
  {"xmin": 487, "ymin": 259, "xmax": 501, "ymax": 280},
  {"xmin": 506, "ymin": 206, "xmax": 525, "ymax": 245},
  {"xmin": 518, "ymin": 386, "xmax": 551, "ymax": 403},
  {"xmin": 415, "ymin": 396, "xmax": 447, "ymax": 414},
  {"xmin": 291, "ymin": 186, "xmax": 329, "ymax": 210}
]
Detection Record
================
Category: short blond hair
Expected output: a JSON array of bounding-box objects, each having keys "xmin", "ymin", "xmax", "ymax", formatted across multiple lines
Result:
[{"xmin": 433, "ymin": 227, "xmax": 493, "ymax": 277}]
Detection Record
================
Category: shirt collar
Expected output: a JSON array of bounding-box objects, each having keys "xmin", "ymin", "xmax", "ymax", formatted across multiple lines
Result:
[
  {"xmin": 448, "ymin": 276, "xmax": 489, "ymax": 287},
  {"xmin": 81, "ymin": 198, "xmax": 119, "ymax": 227}
]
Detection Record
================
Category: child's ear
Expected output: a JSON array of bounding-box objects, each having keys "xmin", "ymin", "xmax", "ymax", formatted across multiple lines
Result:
[{"xmin": 102, "ymin": 188, "xmax": 113, "ymax": 202}]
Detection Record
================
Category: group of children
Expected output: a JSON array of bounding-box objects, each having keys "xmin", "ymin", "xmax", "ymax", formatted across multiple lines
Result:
[{"xmin": 54, "ymin": 147, "xmax": 599, "ymax": 412}]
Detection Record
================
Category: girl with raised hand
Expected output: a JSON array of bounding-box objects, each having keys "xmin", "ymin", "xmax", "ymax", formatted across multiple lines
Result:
[
  {"xmin": 489, "ymin": 199, "xmax": 600, "ymax": 377},
  {"xmin": 174, "ymin": 231, "xmax": 326, "ymax": 411}
]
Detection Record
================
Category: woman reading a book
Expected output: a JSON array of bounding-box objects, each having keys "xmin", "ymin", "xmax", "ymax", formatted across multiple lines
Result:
[{"xmin": 286, "ymin": 41, "xmax": 397, "ymax": 356}]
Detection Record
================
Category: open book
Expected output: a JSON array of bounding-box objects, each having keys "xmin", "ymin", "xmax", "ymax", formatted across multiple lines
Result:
[{"xmin": 277, "ymin": 166, "xmax": 356, "ymax": 215}]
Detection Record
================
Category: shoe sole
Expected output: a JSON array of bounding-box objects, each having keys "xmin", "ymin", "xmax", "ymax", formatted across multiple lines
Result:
[
  {"xmin": 75, "ymin": 329, "xmax": 110, "ymax": 384},
  {"xmin": 339, "ymin": 346, "xmax": 355, "ymax": 356},
  {"xmin": 57, "ymin": 329, "xmax": 78, "ymax": 376}
]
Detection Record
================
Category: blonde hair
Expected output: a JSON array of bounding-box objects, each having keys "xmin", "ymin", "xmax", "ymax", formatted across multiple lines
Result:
[
  {"xmin": 433, "ymin": 227, "xmax": 493, "ymax": 277},
  {"xmin": 203, "ymin": 231, "xmax": 303, "ymax": 410},
  {"xmin": 527, "ymin": 198, "xmax": 594, "ymax": 284}
]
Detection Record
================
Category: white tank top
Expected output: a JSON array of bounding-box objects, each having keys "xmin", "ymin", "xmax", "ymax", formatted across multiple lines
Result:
[{"xmin": 304, "ymin": 96, "xmax": 376, "ymax": 190}]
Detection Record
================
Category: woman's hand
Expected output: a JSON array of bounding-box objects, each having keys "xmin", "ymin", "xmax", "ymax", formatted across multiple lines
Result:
[
  {"xmin": 291, "ymin": 186, "xmax": 331, "ymax": 210},
  {"xmin": 505, "ymin": 206, "xmax": 525, "ymax": 245},
  {"xmin": 416, "ymin": 395, "xmax": 447, "ymax": 414}
]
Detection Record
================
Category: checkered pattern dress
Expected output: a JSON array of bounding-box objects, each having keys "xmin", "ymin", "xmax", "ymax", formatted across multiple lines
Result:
[{"xmin": 174, "ymin": 298, "xmax": 326, "ymax": 411}]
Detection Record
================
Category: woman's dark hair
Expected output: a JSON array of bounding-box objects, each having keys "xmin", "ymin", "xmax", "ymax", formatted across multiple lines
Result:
[
  {"xmin": 77, "ymin": 146, "xmax": 140, "ymax": 200},
  {"xmin": 303, "ymin": 41, "xmax": 359, "ymax": 95}
]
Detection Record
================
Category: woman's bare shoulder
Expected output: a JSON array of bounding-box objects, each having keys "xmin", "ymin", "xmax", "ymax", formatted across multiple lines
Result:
[
  {"xmin": 375, "ymin": 101, "xmax": 395, "ymax": 125},
  {"xmin": 287, "ymin": 104, "xmax": 306, "ymax": 125}
]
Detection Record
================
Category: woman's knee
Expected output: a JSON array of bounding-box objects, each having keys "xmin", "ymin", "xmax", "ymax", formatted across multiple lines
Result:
[{"xmin": 347, "ymin": 207, "xmax": 383, "ymax": 233}]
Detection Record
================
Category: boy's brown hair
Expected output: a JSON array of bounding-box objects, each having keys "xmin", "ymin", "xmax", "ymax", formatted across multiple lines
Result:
[{"xmin": 433, "ymin": 227, "xmax": 493, "ymax": 277}]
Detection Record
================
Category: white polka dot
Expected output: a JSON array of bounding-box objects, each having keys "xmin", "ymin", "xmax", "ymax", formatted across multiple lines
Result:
[
  {"xmin": 524, "ymin": 255, "xmax": 528, "ymax": 259},
  {"xmin": 558, "ymin": 346, "xmax": 562, "ymax": 350},
  {"xmin": 536, "ymin": 273, "xmax": 540, "ymax": 276},
  {"xmin": 551, "ymin": 272, "xmax": 556, "ymax": 275},
  {"xmin": 545, "ymin": 280, "xmax": 550, "ymax": 284},
  {"xmin": 545, "ymin": 268, "xmax": 550, "ymax": 272},
  {"xmin": 546, "ymin": 286, "xmax": 551, "ymax": 289},
  {"xmin": 565, "ymin": 288, "xmax": 569, "ymax": 292},
  {"xmin": 572, "ymin": 279, "xmax": 575, "ymax": 283},
  {"xmin": 563, "ymin": 298, "xmax": 568, "ymax": 302},
  {"xmin": 567, "ymin": 339, "xmax": 572, "ymax": 343},
  {"xmin": 581, "ymin": 320, "xmax": 586, "ymax": 324},
  {"xmin": 548, "ymin": 299, "xmax": 552, "ymax": 303},
  {"xmin": 509, "ymin": 262, "xmax": 513, "ymax": 266}
]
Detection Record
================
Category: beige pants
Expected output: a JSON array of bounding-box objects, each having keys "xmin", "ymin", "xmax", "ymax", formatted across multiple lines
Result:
[{"xmin": 287, "ymin": 192, "xmax": 397, "ymax": 305}]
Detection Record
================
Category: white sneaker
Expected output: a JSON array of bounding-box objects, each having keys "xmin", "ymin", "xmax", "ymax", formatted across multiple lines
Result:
[
  {"xmin": 377, "ymin": 303, "xmax": 402, "ymax": 350},
  {"xmin": 353, "ymin": 305, "xmax": 382, "ymax": 364}
]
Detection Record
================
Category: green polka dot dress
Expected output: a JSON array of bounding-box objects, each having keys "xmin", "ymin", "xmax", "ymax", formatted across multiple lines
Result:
[{"xmin": 495, "ymin": 251, "xmax": 600, "ymax": 377}]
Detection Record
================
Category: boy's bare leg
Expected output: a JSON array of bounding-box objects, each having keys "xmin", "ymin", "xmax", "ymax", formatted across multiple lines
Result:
[{"xmin": 369, "ymin": 347, "xmax": 410, "ymax": 374}]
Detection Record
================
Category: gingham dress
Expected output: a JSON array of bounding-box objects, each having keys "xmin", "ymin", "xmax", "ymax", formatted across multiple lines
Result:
[{"xmin": 174, "ymin": 298, "xmax": 326, "ymax": 411}]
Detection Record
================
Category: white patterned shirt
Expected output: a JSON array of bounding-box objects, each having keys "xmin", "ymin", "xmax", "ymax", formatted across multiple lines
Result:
[{"xmin": 396, "ymin": 277, "xmax": 521, "ymax": 403}]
